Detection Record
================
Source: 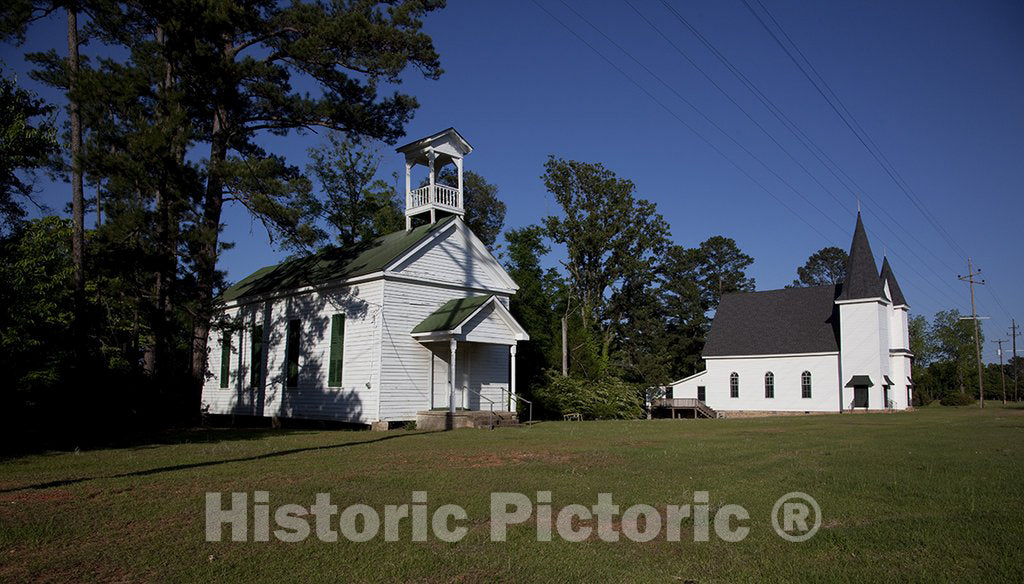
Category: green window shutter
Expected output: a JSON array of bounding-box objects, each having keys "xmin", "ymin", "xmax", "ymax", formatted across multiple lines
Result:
[
  {"xmin": 220, "ymin": 332, "xmax": 231, "ymax": 388},
  {"xmin": 250, "ymin": 325, "xmax": 263, "ymax": 388},
  {"xmin": 328, "ymin": 314, "xmax": 346, "ymax": 388},
  {"xmin": 286, "ymin": 319, "xmax": 300, "ymax": 388}
]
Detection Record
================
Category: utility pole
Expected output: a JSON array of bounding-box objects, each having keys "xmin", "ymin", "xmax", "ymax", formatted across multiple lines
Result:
[
  {"xmin": 993, "ymin": 339, "xmax": 1008, "ymax": 405},
  {"xmin": 958, "ymin": 259, "xmax": 986, "ymax": 408},
  {"xmin": 561, "ymin": 316, "xmax": 568, "ymax": 377},
  {"xmin": 1010, "ymin": 319, "xmax": 1020, "ymax": 402}
]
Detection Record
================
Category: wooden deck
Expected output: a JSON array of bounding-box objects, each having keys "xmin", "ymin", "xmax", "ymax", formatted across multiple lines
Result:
[{"xmin": 651, "ymin": 398, "xmax": 718, "ymax": 419}]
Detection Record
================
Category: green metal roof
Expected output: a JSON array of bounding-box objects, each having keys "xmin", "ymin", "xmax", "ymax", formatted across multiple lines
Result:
[
  {"xmin": 219, "ymin": 216, "xmax": 456, "ymax": 304},
  {"xmin": 412, "ymin": 295, "xmax": 493, "ymax": 334}
]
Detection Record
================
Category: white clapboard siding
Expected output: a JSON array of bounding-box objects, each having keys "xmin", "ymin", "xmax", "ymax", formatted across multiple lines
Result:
[
  {"xmin": 466, "ymin": 343, "xmax": 510, "ymax": 408},
  {"xmin": 201, "ymin": 281, "xmax": 383, "ymax": 423},
  {"xmin": 459, "ymin": 302, "xmax": 516, "ymax": 345},
  {"xmin": 390, "ymin": 222, "xmax": 511, "ymax": 292},
  {"xmin": 671, "ymin": 353, "xmax": 841, "ymax": 412},
  {"xmin": 379, "ymin": 278, "xmax": 512, "ymax": 421}
]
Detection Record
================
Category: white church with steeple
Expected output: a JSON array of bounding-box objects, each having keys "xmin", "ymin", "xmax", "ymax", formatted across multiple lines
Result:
[
  {"xmin": 668, "ymin": 214, "xmax": 913, "ymax": 415},
  {"xmin": 200, "ymin": 128, "xmax": 529, "ymax": 429}
]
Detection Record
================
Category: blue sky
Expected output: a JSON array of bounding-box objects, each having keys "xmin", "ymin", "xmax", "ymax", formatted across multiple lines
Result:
[{"xmin": 3, "ymin": 1, "xmax": 1022, "ymax": 363}]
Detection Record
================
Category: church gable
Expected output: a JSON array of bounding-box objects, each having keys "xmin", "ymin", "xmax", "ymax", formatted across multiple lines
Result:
[{"xmin": 387, "ymin": 220, "xmax": 517, "ymax": 293}]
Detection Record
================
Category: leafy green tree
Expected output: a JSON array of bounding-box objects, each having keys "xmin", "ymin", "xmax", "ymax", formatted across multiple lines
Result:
[
  {"xmin": 931, "ymin": 309, "xmax": 982, "ymax": 395},
  {"xmin": 178, "ymin": 0, "xmax": 446, "ymax": 412},
  {"xmin": 541, "ymin": 157, "xmax": 670, "ymax": 378},
  {"xmin": 0, "ymin": 71, "xmax": 57, "ymax": 232},
  {"xmin": 790, "ymin": 246, "xmax": 848, "ymax": 287},
  {"xmin": 503, "ymin": 226, "xmax": 559, "ymax": 399},
  {"xmin": 434, "ymin": 167, "xmax": 505, "ymax": 249},
  {"xmin": 691, "ymin": 235, "xmax": 755, "ymax": 311},
  {"xmin": 0, "ymin": 217, "xmax": 75, "ymax": 396},
  {"xmin": 661, "ymin": 244, "xmax": 710, "ymax": 378},
  {"xmin": 308, "ymin": 133, "xmax": 403, "ymax": 247},
  {"xmin": 2, "ymin": 1, "xmax": 92, "ymax": 363},
  {"xmin": 909, "ymin": 314, "xmax": 935, "ymax": 367},
  {"xmin": 6, "ymin": 0, "xmax": 448, "ymax": 419}
]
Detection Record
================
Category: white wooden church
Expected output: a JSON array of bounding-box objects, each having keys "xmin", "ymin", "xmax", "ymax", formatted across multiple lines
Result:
[
  {"xmin": 668, "ymin": 214, "xmax": 913, "ymax": 414},
  {"xmin": 201, "ymin": 128, "xmax": 529, "ymax": 428}
]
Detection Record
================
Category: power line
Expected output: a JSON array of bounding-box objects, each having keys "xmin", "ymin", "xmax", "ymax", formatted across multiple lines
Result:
[
  {"xmin": 557, "ymin": 0, "xmax": 849, "ymax": 236},
  {"xmin": 535, "ymin": 0, "xmax": 967, "ymax": 314},
  {"xmin": 740, "ymin": 0, "xmax": 971, "ymax": 261},
  {"xmin": 624, "ymin": 0, "xmax": 968, "ymax": 309},
  {"xmin": 528, "ymin": 0, "xmax": 836, "ymax": 245}
]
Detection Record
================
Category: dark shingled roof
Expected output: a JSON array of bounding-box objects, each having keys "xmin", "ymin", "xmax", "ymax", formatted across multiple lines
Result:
[
  {"xmin": 412, "ymin": 295, "xmax": 492, "ymax": 334},
  {"xmin": 879, "ymin": 257, "xmax": 907, "ymax": 306},
  {"xmin": 845, "ymin": 375, "xmax": 874, "ymax": 388},
  {"xmin": 703, "ymin": 285, "xmax": 841, "ymax": 357},
  {"xmin": 837, "ymin": 212, "xmax": 885, "ymax": 301},
  {"xmin": 219, "ymin": 216, "xmax": 456, "ymax": 304}
]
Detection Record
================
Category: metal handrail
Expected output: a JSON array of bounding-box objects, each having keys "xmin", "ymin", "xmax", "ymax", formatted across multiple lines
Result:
[
  {"xmin": 499, "ymin": 386, "xmax": 533, "ymax": 427},
  {"xmin": 461, "ymin": 385, "xmax": 496, "ymax": 429}
]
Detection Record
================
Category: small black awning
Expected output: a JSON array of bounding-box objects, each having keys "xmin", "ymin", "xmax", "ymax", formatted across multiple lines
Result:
[
  {"xmin": 883, "ymin": 375, "xmax": 894, "ymax": 386},
  {"xmin": 907, "ymin": 376, "xmax": 914, "ymax": 386},
  {"xmin": 845, "ymin": 375, "xmax": 874, "ymax": 388}
]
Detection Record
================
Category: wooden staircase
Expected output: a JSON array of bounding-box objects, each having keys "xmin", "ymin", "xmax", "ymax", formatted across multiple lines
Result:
[{"xmin": 651, "ymin": 398, "xmax": 718, "ymax": 419}]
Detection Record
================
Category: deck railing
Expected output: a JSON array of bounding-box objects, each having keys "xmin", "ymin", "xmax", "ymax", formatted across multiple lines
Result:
[
  {"xmin": 651, "ymin": 398, "xmax": 717, "ymax": 419},
  {"xmin": 409, "ymin": 183, "xmax": 460, "ymax": 210}
]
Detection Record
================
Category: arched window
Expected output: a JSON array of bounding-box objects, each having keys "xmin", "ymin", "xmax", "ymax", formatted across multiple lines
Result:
[
  {"xmin": 764, "ymin": 372, "xmax": 774, "ymax": 398},
  {"xmin": 730, "ymin": 372, "xmax": 739, "ymax": 398},
  {"xmin": 801, "ymin": 371, "xmax": 812, "ymax": 398}
]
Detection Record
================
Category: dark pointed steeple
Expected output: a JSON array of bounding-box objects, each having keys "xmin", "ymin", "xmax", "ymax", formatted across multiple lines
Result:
[
  {"xmin": 879, "ymin": 257, "xmax": 907, "ymax": 306},
  {"xmin": 837, "ymin": 212, "xmax": 884, "ymax": 301}
]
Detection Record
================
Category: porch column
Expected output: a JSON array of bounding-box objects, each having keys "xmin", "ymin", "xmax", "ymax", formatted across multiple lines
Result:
[
  {"xmin": 405, "ymin": 161, "xmax": 412, "ymax": 230},
  {"xmin": 455, "ymin": 156, "xmax": 464, "ymax": 209},
  {"xmin": 510, "ymin": 343, "xmax": 517, "ymax": 413},
  {"xmin": 427, "ymin": 147, "xmax": 436, "ymax": 205},
  {"xmin": 428, "ymin": 348, "xmax": 435, "ymax": 409},
  {"xmin": 449, "ymin": 338, "xmax": 457, "ymax": 415}
]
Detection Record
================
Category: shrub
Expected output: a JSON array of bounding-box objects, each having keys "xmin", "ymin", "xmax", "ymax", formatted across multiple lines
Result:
[
  {"xmin": 532, "ymin": 372, "xmax": 644, "ymax": 420},
  {"xmin": 939, "ymin": 392, "xmax": 976, "ymax": 407}
]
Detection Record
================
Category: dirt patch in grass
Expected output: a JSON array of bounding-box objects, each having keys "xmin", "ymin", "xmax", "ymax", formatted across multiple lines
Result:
[
  {"xmin": 1, "ymin": 488, "xmax": 75, "ymax": 505},
  {"xmin": 438, "ymin": 450, "xmax": 579, "ymax": 469}
]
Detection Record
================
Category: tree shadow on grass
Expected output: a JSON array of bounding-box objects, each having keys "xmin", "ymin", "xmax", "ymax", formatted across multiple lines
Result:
[{"xmin": 0, "ymin": 429, "xmax": 440, "ymax": 494}]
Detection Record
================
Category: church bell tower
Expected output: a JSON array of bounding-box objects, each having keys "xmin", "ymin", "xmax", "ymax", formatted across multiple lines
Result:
[{"xmin": 395, "ymin": 128, "xmax": 473, "ymax": 230}]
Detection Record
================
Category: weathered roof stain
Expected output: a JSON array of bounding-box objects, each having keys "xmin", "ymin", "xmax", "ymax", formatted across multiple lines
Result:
[
  {"xmin": 412, "ymin": 295, "xmax": 493, "ymax": 334},
  {"xmin": 219, "ymin": 216, "xmax": 457, "ymax": 304}
]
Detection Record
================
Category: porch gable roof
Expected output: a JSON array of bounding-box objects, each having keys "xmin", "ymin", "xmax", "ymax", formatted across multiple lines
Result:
[{"xmin": 411, "ymin": 295, "xmax": 529, "ymax": 342}]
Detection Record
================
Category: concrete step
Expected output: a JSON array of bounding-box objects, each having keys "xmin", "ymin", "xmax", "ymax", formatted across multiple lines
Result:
[{"xmin": 417, "ymin": 410, "xmax": 520, "ymax": 430}]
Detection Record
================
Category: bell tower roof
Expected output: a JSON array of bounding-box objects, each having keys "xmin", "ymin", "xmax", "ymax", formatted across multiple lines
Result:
[
  {"xmin": 396, "ymin": 127, "xmax": 472, "ymax": 162},
  {"xmin": 397, "ymin": 127, "xmax": 472, "ymax": 230}
]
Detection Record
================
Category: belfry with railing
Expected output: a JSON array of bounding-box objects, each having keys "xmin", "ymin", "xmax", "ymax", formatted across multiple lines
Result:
[{"xmin": 395, "ymin": 127, "xmax": 473, "ymax": 230}]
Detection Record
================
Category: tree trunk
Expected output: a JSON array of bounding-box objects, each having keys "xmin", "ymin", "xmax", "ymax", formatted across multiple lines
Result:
[
  {"xmin": 152, "ymin": 26, "xmax": 181, "ymax": 384},
  {"xmin": 67, "ymin": 8, "xmax": 86, "ymax": 363},
  {"xmin": 190, "ymin": 102, "xmax": 229, "ymax": 419}
]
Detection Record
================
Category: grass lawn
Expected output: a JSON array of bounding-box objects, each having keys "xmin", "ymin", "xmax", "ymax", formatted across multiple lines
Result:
[{"xmin": 1, "ymin": 405, "xmax": 1022, "ymax": 583}]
